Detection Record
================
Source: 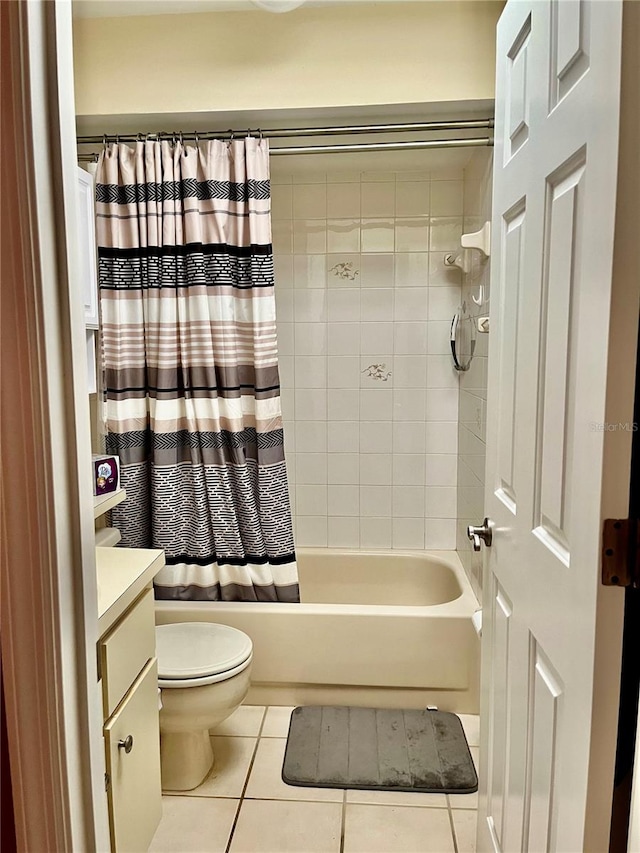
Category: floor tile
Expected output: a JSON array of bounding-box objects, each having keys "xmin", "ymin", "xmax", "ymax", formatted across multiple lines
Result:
[
  {"xmin": 261, "ymin": 706, "xmax": 296, "ymax": 737},
  {"xmin": 245, "ymin": 738, "xmax": 343, "ymax": 802},
  {"xmin": 165, "ymin": 737, "xmax": 256, "ymax": 799},
  {"xmin": 211, "ymin": 705, "xmax": 266, "ymax": 737},
  {"xmin": 457, "ymin": 714, "xmax": 480, "ymax": 747},
  {"xmin": 343, "ymin": 804, "xmax": 455, "ymax": 853},
  {"xmin": 452, "ymin": 808, "xmax": 478, "ymax": 852},
  {"xmin": 149, "ymin": 795, "xmax": 238, "ymax": 852},
  {"xmin": 230, "ymin": 799, "xmax": 342, "ymax": 853},
  {"xmin": 448, "ymin": 747, "xmax": 480, "ymax": 810},
  {"xmin": 346, "ymin": 788, "xmax": 448, "ymax": 808}
]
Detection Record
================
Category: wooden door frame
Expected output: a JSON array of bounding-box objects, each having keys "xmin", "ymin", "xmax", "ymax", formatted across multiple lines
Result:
[{"xmin": 0, "ymin": 1, "xmax": 109, "ymax": 849}]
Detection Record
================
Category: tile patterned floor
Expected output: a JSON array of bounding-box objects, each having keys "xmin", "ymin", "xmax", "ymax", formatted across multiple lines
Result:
[{"xmin": 150, "ymin": 706, "xmax": 479, "ymax": 853}]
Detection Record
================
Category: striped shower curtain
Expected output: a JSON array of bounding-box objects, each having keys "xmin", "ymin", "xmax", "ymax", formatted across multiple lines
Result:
[{"xmin": 96, "ymin": 138, "xmax": 298, "ymax": 602}]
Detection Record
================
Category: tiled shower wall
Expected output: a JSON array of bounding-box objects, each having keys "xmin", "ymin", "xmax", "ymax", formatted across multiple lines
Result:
[
  {"xmin": 271, "ymin": 167, "xmax": 463, "ymax": 550},
  {"xmin": 456, "ymin": 149, "xmax": 493, "ymax": 597}
]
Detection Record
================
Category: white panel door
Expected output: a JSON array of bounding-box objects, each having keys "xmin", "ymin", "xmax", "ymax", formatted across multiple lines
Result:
[{"xmin": 479, "ymin": 1, "xmax": 633, "ymax": 851}]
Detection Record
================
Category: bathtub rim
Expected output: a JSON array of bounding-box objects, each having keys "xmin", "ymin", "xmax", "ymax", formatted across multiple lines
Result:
[{"xmin": 155, "ymin": 549, "xmax": 479, "ymax": 618}]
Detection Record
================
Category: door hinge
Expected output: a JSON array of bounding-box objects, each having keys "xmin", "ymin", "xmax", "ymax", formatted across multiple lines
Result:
[
  {"xmin": 104, "ymin": 772, "xmax": 111, "ymax": 793},
  {"xmin": 602, "ymin": 519, "xmax": 640, "ymax": 587}
]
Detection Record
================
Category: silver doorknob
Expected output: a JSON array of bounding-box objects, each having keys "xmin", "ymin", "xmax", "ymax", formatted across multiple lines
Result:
[
  {"xmin": 118, "ymin": 735, "xmax": 134, "ymax": 754},
  {"xmin": 467, "ymin": 518, "xmax": 493, "ymax": 551}
]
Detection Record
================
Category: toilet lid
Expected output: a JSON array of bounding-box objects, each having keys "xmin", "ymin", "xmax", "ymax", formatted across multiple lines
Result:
[{"xmin": 156, "ymin": 622, "xmax": 253, "ymax": 680}]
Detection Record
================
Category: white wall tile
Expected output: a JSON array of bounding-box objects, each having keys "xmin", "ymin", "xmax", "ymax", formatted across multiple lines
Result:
[
  {"xmin": 392, "ymin": 486, "xmax": 425, "ymax": 518},
  {"xmin": 425, "ymin": 518, "xmax": 457, "ymax": 549},
  {"xmin": 394, "ymin": 289, "xmax": 429, "ymax": 321},
  {"xmin": 425, "ymin": 486, "xmax": 458, "ymax": 518},
  {"xmin": 294, "ymin": 389, "xmax": 326, "ymax": 420},
  {"xmin": 395, "ymin": 253, "xmax": 429, "ymax": 287},
  {"xmin": 328, "ymin": 485, "xmax": 359, "ymax": 516},
  {"xmin": 392, "ymin": 517, "xmax": 425, "ymax": 549},
  {"xmin": 360, "ymin": 454, "xmax": 392, "ymax": 485},
  {"xmin": 360, "ymin": 517, "xmax": 392, "ymax": 548},
  {"xmin": 328, "ymin": 421, "xmax": 359, "ymax": 453},
  {"xmin": 294, "ymin": 254, "xmax": 327, "ymax": 288},
  {"xmin": 294, "ymin": 289, "xmax": 327, "ymax": 323},
  {"xmin": 328, "ymin": 323, "xmax": 360, "ymax": 355},
  {"xmin": 360, "ymin": 254, "xmax": 395, "ymax": 288},
  {"xmin": 328, "ymin": 389, "xmax": 359, "ymax": 420},
  {"xmin": 393, "ymin": 422, "xmax": 426, "ymax": 454},
  {"xmin": 360, "ymin": 389, "xmax": 393, "ymax": 420},
  {"xmin": 275, "ymin": 288, "xmax": 294, "ymax": 322},
  {"xmin": 425, "ymin": 454, "xmax": 458, "ymax": 487},
  {"xmin": 328, "ymin": 356, "xmax": 360, "ymax": 389},
  {"xmin": 395, "ymin": 218, "xmax": 430, "ymax": 252},
  {"xmin": 328, "ymin": 288, "xmax": 360, "ymax": 322},
  {"xmin": 294, "ymin": 355, "xmax": 327, "ymax": 388},
  {"xmin": 292, "ymin": 184, "xmax": 327, "ymax": 219},
  {"xmin": 359, "ymin": 421, "xmax": 393, "ymax": 454},
  {"xmin": 274, "ymin": 255, "xmax": 294, "ymax": 288},
  {"xmin": 295, "ymin": 324, "xmax": 327, "ymax": 355},
  {"xmin": 276, "ymin": 165, "xmax": 466, "ymax": 550},
  {"xmin": 327, "ymin": 255, "xmax": 361, "ymax": 286},
  {"xmin": 361, "ymin": 182, "xmax": 396, "ymax": 217},
  {"xmin": 327, "ymin": 183, "xmax": 360, "ymax": 218},
  {"xmin": 278, "ymin": 323, "xmax": 294, "ymax": 355},
  {"xmin": 428, "ymin": 287, "xmax": 461, "ymax": 321},
  {"xmin": 271, "ymin": 184, "xmax": 293, "ymax": 219},
  {"xmin": 426, "ymin": 355, "xmax": 458, "ymax": 389},
  {"xmin": 328, "ymin": 517, "xmax": 360, "ymax": 548},
  {"xmin": 425, "ymin": 421, "xmax": 458, "ymax": 454},
  {"xmin": 328, "ymin": 453, "xmax": 360, "ymax": 485},
  {"xmin": 296, "ymin": 453, "xmax": 327, "ymax": 485},
  {"xmin": 360, "ymin": 358, "xmax": 393, "ymax": 388},
  {"xmin": 395, "ymin": 181, "xmax": 430, "ymax": 216},
  {"xmin": 393, "ymin": 355, "xmax": 427, "ymax": 389},
  {"xmin": 361, "ymin": 289, "xmax": 394, "ymax": 321},
  {"xmin": 297, "ymin": 485, "xmax": 327, "ymax": 516},
  {"xmin": 429, "ymin": 180, "xmax": 463, "ymax": 216},
  {"xmin": 426, "ymin": 320, "xmax": 453, "ymax": 354},
  {"xmin": 360, "ymin": 486, "xmax": 392, "ymax": 518},
  {"xmin": 293, "ymin": 220, "xmax": 327, "ymax": 254},
  {"xmin": 426, "ymin": 388, "xmax": 459, "ymax": 421},
  {"xmin": 393, "ymin": 454, "xmax": 426, "ymax": 486},
  {"xmin": 327, "ymin": 219, "xmax": 360, "ymax": 253},
  {"xmin": 429, "ymin": 217, "xmax": 463, "ymax": 252},
  {"xmin": 394, "ymin": 323, "xmax": 428, "ymax": 355},
  {"xmin": 361, "ymin": 322, "xmax": 394, "ymax": 355},
  {"xmin": 296, "ymin": 516, "xmax": 327, "ymax": 547},
  {"xmin": 361, "ymin": 219, "xmax": 395, "ymax": 252},
  {"xmin": 428, "ymin": 252, "xmax": 461, "ymax": 287},
  {"xmin": 393, "ymin": 389, "xmax": 426, "ymax": 421}
]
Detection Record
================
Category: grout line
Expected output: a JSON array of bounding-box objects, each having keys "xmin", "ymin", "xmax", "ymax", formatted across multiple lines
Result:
[
  {"xmin": 339, "ymin": 790, "xmax": 347, "ymax": 853},
  {"xmin": 224, "ymin": 706, "xmax": 268, "ymax": 853},
  {"xmin": 447, "ymin": 796, "xmax": 460, "ymax": 853}
]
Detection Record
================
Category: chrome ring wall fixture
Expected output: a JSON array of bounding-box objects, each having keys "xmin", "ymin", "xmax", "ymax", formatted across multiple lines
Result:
[{"xmin": 450, "ymin": 313, "xmax": 476, "ymax": 372}]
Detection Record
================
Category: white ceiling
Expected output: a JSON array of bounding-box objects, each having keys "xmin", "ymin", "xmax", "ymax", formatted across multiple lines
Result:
[{"xmin": 71, "ymin": 0, "xmax": 366, "ymax": 19}]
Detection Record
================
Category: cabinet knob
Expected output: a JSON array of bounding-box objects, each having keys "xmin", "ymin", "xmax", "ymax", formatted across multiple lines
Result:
[{"xmin": 118, "ymin": 735, "xmax": 134, "ymax": 754}]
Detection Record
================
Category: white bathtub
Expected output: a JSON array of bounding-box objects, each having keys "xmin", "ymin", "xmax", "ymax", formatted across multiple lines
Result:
[{"xmin": 155, "ymin": 549, "xmax": 480, "ymax": 713}]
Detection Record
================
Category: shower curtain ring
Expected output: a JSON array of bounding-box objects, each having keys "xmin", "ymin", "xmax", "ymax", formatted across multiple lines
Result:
[
  {"xmin": 258, "ymin": 128, "xmax": 264, "ymax": 141},
  {"xmin": 102, "ymin": 134, "xmax": 108, "ymax": 152}
]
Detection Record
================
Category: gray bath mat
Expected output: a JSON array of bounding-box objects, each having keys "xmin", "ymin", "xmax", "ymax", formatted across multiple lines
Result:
[{"xmin": 282, "ymin": 706, "xmax": 477, "ymax": 794}]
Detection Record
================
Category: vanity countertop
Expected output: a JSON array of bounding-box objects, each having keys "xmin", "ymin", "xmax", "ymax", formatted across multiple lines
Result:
[{"xmin": 97, "ymin": 546, "xmax": 165, "ymax": 636}]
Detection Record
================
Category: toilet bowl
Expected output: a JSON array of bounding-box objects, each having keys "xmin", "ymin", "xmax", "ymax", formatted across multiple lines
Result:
[{"xmin": 156, "ymin": 622, "xmax": 253, "ymax": 791}]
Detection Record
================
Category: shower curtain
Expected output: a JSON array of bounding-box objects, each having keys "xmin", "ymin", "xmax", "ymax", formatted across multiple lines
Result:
[{"xmin": 96, "ymin": 138, "xmax": 298, "ymax": 602}]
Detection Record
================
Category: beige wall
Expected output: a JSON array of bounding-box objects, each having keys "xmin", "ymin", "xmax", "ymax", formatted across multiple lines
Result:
[{"xmin": 73, "ymin": 2, "xmax": 502, "ymax": 120}]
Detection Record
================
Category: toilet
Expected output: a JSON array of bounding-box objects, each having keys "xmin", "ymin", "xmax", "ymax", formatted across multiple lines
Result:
[{"xmin": 155, "ymin": 622, "xmax": 253, "ymax": 791}]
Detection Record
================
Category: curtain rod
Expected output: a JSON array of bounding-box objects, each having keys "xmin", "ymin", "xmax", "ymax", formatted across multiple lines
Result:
[
  {"xmin": 76, "ymin": 118, "xmax": 494, "ymax": 146},
  {"xmin": 77, "ymin": 136, "xmax": 494, "ymax": 162}
]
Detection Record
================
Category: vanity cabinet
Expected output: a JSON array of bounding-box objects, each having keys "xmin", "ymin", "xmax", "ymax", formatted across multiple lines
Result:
[{"xmin": 97, "ymin": 546, "xmax": 165, "ymax": 852}]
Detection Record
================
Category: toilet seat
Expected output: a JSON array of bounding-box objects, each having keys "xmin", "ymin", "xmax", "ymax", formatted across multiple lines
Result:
[{"xmin": 156, "ymin": 622, "xmax": 253, "ymax": 689}]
